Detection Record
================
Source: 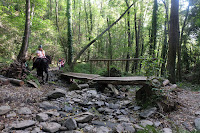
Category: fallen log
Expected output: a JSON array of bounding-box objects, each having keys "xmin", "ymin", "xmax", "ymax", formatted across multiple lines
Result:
[
  {"xmin": 0, "ymin": 77, "xmax": 10, "ymax": 85},
  {"xmin": 8, "ymin": 78, "xmax": 24, "ymax": 86}
]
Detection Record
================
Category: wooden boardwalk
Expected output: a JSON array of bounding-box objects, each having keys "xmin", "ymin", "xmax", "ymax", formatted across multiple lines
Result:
[
  {"xmin": 61, "ymin": 72, "xmax": 149, "ymax": 85},
  {"xmin": 93, "ymin": 76, "xmax": 148, "ymax": 85},
  {"xmin": 61, "ymin": 72, "xmax": 101, "ymax": 81}
]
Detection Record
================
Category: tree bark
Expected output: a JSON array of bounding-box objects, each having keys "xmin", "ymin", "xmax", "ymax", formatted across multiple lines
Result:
[
  {"xmin": 161, "ymin": 0, "xmax": 169, "ymax": 76},
  {"xmin": 125, "ymin": 0, "xmax": 131, "ymax": 72},
  {"xmin": 132, "ymin": 4, "xmax": 139, "ymax": 73},
  {"xmin": 149, "ymin": 0, "xmax": 158, "ymax": 56},
  {"xmin": 107, "ymin": 18, "xmax": 113, "ymax": 63},
  {"xmin": 67, "ymin": 0, "xmax": 73, "ymax": 65},
  {"xmin": 72, "ymin": 2, "xmax": 135, "ymax": 66},
  {"xmin": 167, "ymin": 0, "xmax": 179, "ymax": 83},
  {"xmin": 17, "ymin": 0, "xmax": 30, "ymax": 61}
]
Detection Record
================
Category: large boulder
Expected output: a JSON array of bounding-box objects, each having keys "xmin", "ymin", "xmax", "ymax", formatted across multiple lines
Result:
[{"xmin": 47, "ymin": 88, "xmax": 66, "ymax": 99}]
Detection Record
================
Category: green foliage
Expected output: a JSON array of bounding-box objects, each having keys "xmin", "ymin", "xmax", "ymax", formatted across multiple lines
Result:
[
  {"xmin": 177, "ymin": 82, "xmax": 200, "ymax": 91},
  {"xmin": 73, "ymin": 63, "xmax": 91, "ymax": 74},
  {"xmin": 141, "ymin": 56, "xmax": 163, "ymax": 77},
  {"xmin": 137, "ymin": 125, "xmax": 161, "ymax": 133},
  {"xmin": 25, "ymin": 73, "xmax": 40, "ymax": 86}
]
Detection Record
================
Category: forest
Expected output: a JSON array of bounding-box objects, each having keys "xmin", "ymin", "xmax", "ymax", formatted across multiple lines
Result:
[
  {"xmin": 0, "ymin": 0, "xmax": 200, "ymax": 132},
  {"xmin": 0, "ymin": 0, "xmax": 200, "ymax": 82},
  {"xmin": 0, "ymin": 0, "xmax": 199, "ymax": 83}
]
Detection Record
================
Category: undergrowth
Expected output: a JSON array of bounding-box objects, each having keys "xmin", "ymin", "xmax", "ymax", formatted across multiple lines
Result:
[{"xmin": 177, "ymin": 82, "xmax": 200, "ymax": 91}]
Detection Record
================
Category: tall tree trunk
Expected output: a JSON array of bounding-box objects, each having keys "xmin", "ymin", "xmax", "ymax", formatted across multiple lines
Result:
[
  {"xmin": 149, "ymin": 0, "xmax": 158, "ymax": 56},
  {"xmin": 72, "ymin": 3, "xmax": 135, "ymax": 66},
  {"xmin": 84, "ymin": 0, "xmax": 93, "ymax": 61},
  {"xmin": 125, "ymin": 0, "xmax": 131, "ymax": 72},
  {"xmin": 17, "ymin": 0, "xmax": 30, "ymax": 61},
  {"xmin": 107, "ymin": 18, "xmax": 112, "ymax": 63},
  {"xmin": 67, "ymin": 0, "xmax": 73, "ymax": 65},
  {"xmin": 132, "ymin": 4, "xmax": 139, "ymax": 73},
  {"xmin": 167, "ymin": 0, "xmax": 179, "ymax": 83},
  {"xmin": 161, "ymin": 0, "xmax": 169, "ymax": 76},
  {"xmin": 177, "ymin": 0, "xmax": 190, "ymax": 81}
]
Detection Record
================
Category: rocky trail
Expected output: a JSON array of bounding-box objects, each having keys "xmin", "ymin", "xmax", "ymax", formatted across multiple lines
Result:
[{"xmin": 0, "ymin": 70, "xmax": 200, "ymax": 133}]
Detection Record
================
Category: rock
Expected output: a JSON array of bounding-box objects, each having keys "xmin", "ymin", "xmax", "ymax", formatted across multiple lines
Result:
[
  {"xmin": 195, "ymin": 111, "xmax": 200, "ymax": 116},
  {"xmin": 69, "ymin": 82, "xmax": 81, "ymax": 91},
  {"xmin": 163, "ymin": 128, "xmax": 172, "ymax": 133},
  {"xmin": 78, "ymin": 123, "xmax": 88, "ymax": 128},
  {"xmin": 72, "ymin": 98, "xmax": 81, "ymax": 103},
  {"xmin": 170, "ymin": 84, "xmax": 177, "ymax": 89},
  {"xmin": 108, "ymin": 103, "xmax": 120, "ymax": 109},
  {"xmin": 133, "ymin": 124, "xmax": 144, "ymax": 130},
  {"xmin": 18, "ymin": 107, "xmax": 32, "ymax": 115},
  {"xmin": 120, "ymin": 109, "xmax": 129, "ymax": 115},
  {"xmin": 74, "ymin": 112, "xmax": 94, "ymax": 123},
  {"xmin": 162, "ymin": 80, "xmax": 170, "ymax": 86},
  {"xmin": 107, "ymin": 84, "xmax": 119, "ymax": 95},
  {"xmin": 95, "ymin": 101, "xmax": 105, "ymax": 107},
  {"xmin": 63, "ymin": 118, "xmax": 77, "ymax": 130},
  {"xmin": 140, "ymin": 107, "xmax": 157, "ymax": 118},
  {"xmin": 31, "ymin": 127, "xmax": 42, "ymax": 133},
  {"xmin": 44, "ymin": 110, "xmax": 60, "ymax": 117},
  {"xmin": 104, "ymin": 108, "xmax": 114, "ymax": 114},
  {"xmin": 59, "ymin": 126, "xmax": 68, "ymax": 131},
  {"xmin": 15, "ymin": 131, "xmax": 31, "ymax": 133},
  {"xmin": 11, "ymin": 120, "xmax": 36, "ymax": 130},
  {"xmin": 93, "ymin": 126, "xmax": 112, "ymax": 133},
  {"xmin": 39, "ymin": 101, "xmax": 60, "ymax": 110},
  {"xmin": 27, "ymin": 80, "xmax": 38, "ymax": 88},
  {"xmin": 47, "ymin": 88, "xmax": 66, "ymax": 99},
  {"xmin": 154, "ymin": 121, "xmax": 161, "ymax": 127},
  {"xmin": 194, "ymin": 118, "xmax": 200, "ymax": 131},
  {"xmin": 41, "ymin": 122, "xmax": 61, "ymax": 133},
  {"xmin": 120, "ymin": 100, "xmax": 131, "ymax": 106},
  {"xmin": 117, "ymin": 115, "xmax": 130, "ymax": 122},
  {"xmin": 132, "ymin": 106, "xmax": 141, "ymax": 111},
  {"xmin": 140, "ymin": 120, "xmax": 153, "ymax": 127},
  {"xmin": 0, "ymin": 105, "xmax": 11, "ymax": 115},
  {"xmin": 87, "ymin": 90, "xmax": 97, "ymax": 96},
  {"xmin": 115, "ymin": 123, "xmax": 135, "ymax": 133},
  {"xmin": 0, "ymin": 122, "xmax": 4, "ymax": 131},
  {"xmin": 6, "ymin": 112, "xmax": 16, "ymax": 118},
  {"xmin": 91, "ymin": 121, "xmax": 117, "ymax": 129},
  {"xmin": 136, "ymin": 84, "xmax": 153, "ymax": 103},
  {"xmin": 79, "ymin": 84, "xmax": 89, "ymax": 89},
  {"xmin": 36, "ymin": 113, "xmax": 49, "ymax": 122},
  {"xmin": 64, "ymin": 105, "xmax": 73, "ymax": 113},
  {"xmin": 83, "ymin": 125, "xmax": 95, "ymax": 132}
]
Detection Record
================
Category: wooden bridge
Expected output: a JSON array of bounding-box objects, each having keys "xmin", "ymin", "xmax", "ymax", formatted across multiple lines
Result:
[{"xmin": 61, "ymin": 72, "xmax": 149, "ymax": 85}]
